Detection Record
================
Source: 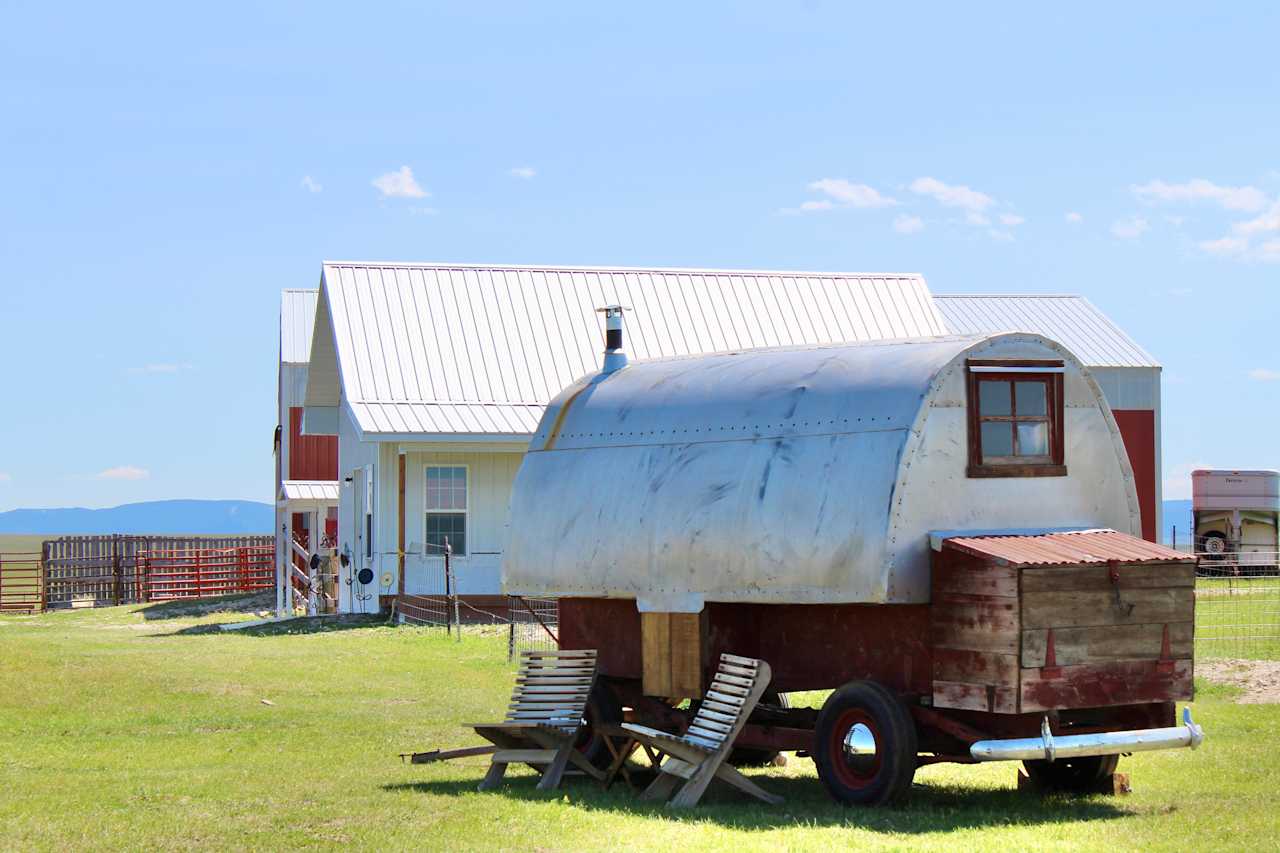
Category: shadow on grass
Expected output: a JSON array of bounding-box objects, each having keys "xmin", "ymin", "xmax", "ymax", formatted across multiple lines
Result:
[
  {"xmin": 158, "ymin": 613, "xmax": 387, "ymax": 637},
  {"xmin": 137, "ymin": 592, "xmax": 274, "ymax": 621},
  {"xmin": 382, "ymin": 773, "xmax": 1131, "ymax": 832}
]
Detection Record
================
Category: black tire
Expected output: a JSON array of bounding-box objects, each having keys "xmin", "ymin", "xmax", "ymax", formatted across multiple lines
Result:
[
  {"xmin": 728, "ymin": 691, "xmax": 789, "ymax": 767},
  {"xmin": 574, "ymin": 680, "xmax": 623, "ymax": 770},
  {"xmin": 814, "ymin": 680, "xmax": 918, "ymax": 806},
  {"xmin": 1023, "ymin": 754, "xmax": 1119, "ymax": 792}
]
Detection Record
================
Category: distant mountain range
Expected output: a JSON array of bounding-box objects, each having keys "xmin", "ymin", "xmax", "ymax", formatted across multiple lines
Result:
[{"xmin": 0, "ymin": 500, "xmax": 273, "ymax": 535}]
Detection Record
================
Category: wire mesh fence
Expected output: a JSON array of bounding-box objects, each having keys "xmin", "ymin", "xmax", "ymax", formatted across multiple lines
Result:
[
  {"xmin": 1195, "ymin": 552, "xmax": 1280, "ymax": 660},
  {"xmin": 506, "ymin": 596, "xmax": 559, "ymax": 660}
]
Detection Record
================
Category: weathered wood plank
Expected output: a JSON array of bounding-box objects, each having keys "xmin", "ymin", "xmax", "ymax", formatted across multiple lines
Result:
[
  {"xmin": 933, "ymin": 561, "xmax": 1019, "ymax": 599},
  {"xmin": 1021, "ymin": 622, "xmax": 1193, "ymax": 668},
  {"xmin": 669, "ymin": 611, "xmax": 704, "ymax": 698},
  {"xmin": 931, "ymin": 680, "xmax": 1019, "ymax": 714},
  {"xmin": 1021, "ymin": 563, "xmax": 1195, "ymax": 593},
  {"xmin": 1022, "ymin": 588, "xmax": 1194, "ymax": 630},
  {"xmin": 641, "ymin": 612, "xmax": 672, "ymax": 697},
  {"xmin": 932, "ymin": 647, "xmax": 1020, "ymax": 686},
  {"xmin": 1020, "ymin": 659, "xmax": 1193, "ymax": 712},
  {"xmin": 931, "ymin": 599, "xmax": 1020, "ymax": 654}
]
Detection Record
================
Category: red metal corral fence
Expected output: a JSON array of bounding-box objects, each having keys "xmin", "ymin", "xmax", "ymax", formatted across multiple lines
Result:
[
  {"xmin": 0, "ymin": 552, "xmax": 45, "ymax": 613},
  {"xmin": 41, "ymin": 534, "xmax": 273, "ymax": 609},
  {"xmin": 141, "ymin": 544, "xmax": 274, "ymax": 601}
]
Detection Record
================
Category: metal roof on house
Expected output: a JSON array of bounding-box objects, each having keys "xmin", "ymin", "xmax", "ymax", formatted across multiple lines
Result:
[
  {"xmin": 279, "ymin": 480, "xmax": 339, "ymax": 501},
  {"xmin": 280, "ymin": 289, "xmax": 319, "ymax": 364},
  {"xmin": 934, "ymin": 295, "xmax": 1159, "ymax": 368},
  {"xmin": 943, "ymin": 529, "xmax": 1190, "ymax": 567},
  {"xmin": 309, "ymin": 262, "xmax": 947, "ymax": 439}
]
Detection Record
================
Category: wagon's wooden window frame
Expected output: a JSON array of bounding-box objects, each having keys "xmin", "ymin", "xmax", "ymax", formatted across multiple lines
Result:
[
  {"xmin": 966, "ymin": 359, "xmax": 1067, "ymax": 478},
  {"xmin": 425, "ymin": 464, "xmax": 469, "ymax": 556}
]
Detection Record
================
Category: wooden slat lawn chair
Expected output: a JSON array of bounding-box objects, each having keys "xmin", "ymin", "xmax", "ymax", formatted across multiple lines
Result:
[
  {"xmin": 465, "ymin": 649, "xmax": 606, "ymax": 792},
  {"xmin": 621, "ymin": 653, "xmax": 783, "ymax": 807}
]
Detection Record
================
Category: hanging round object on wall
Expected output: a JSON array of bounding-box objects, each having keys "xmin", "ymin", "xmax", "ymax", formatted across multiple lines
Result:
[
  {"xmin": 356, "ymin": 568, "xmax": 375, "ymax": 585},
  {"xmin": 380, "ymin": 571, "xmax": 394, "ymax": 588}
]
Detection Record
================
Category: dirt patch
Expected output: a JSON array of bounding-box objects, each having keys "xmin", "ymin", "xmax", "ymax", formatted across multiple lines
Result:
[{"xmin": 1199, "ymin": 659, "xmax": 1280, "ymax": 703}]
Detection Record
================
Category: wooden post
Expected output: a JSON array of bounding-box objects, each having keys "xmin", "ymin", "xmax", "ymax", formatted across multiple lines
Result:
[
  {"xmin": 397, "ymin": 452, "xmax": 406, "ymax": 607},
  {"xmin": 111, "ymin": 534, "xmax": 122, "ymax": 607}
]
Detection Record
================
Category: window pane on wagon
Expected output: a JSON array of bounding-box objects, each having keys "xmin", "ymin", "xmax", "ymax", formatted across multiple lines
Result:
[
  {"xmin": 1016, "ymin": 422, "xmax": 1049, "ymax": 456},
  {"xmin": 981, "ymin": 421, "xmax": 1013, "ymax": 457},
  {"xmin": 1015, "ymin": 381, "xmax": 1047, "ymax": 417},
  {"xmin": 979, "ymin": 380, "xmax": 1012, "ymax": 416}
]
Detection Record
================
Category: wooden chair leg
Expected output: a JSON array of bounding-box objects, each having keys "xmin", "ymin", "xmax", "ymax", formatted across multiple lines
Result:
[
  {"xmin": 535, "ymin": 741, "xmax": 574, "ymax": 791},
  {"xmin": 478, "ymin": 760, "xmax": 509, "ymax": 791},
  {"xmin": 668, "ymin": 756, "xmax": 723, "ymax": 808},
  {"xmin": 715, "ymin": 763, "xmax": 784, "ymax": 805},
  {"xmin": 639, "ymin": 767, "xmax": 682, "ymax": 802}
]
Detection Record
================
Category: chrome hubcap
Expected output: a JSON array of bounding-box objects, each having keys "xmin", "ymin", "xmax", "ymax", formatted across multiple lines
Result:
[{"xmin": 843, "ymin": 722, "xmax": 877, "ymax": 759}]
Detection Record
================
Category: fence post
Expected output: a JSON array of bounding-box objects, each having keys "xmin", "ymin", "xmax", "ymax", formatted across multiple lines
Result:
[
  {"xmin": 112, "ymin": 534, "xmax": 122, "ymax": 607},
  {"xmin": 40, "ymin": 541, "xmax": 49, "ymax": 612},
  {"xmin": 446, "ymin": 538, "xmax": 460, "ymax": 643}
]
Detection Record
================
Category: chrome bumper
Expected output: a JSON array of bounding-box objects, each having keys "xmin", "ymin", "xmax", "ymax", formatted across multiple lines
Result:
[{"xmin": 970, "ymin": 707, "xmax": 1204, "ymax": 763}]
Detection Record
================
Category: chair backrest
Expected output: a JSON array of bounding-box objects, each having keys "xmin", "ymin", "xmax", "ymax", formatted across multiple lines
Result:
[
  {"xmin": 684, "ymin": 653, "xmax": 772, "ymax": 752},
  {"xmin": 505, "ymin": 649, "xmax": 599, "ymax": 732}
]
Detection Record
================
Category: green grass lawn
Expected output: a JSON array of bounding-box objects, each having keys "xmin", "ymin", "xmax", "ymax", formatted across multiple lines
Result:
[{"xmin": 1, "ymin": 596, "xmax": 1276, "ymax": 851}]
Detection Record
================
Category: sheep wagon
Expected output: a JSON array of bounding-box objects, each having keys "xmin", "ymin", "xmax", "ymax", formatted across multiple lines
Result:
[{"xmin": 503, "ymin": 322, "xmax": 1204, "ymax": 804}]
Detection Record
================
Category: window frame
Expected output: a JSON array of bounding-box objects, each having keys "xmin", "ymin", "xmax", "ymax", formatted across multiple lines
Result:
[
  {"xmin": 424, "ymin": 464, "xmax": 469, "ymax": 557},
  {"xmin": 965, "ymin": 359, "xmax": 1067, "ymax": 478}
]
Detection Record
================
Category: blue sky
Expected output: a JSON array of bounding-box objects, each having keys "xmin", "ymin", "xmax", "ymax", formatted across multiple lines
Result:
[{"xmin": 1, "ymin": 2, "xmax": 1277, "ymax": 510}]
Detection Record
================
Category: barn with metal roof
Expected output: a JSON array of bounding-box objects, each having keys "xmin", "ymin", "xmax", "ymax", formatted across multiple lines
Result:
[{"xmin": 293, "ymin": 264, "xmax": 1163, "ymax": 615}]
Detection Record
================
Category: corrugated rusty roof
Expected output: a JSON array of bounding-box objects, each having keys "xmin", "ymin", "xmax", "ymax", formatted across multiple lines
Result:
[{"xmin": 943, "ymin": 529, "xmax": 1192, "ymax": 566}]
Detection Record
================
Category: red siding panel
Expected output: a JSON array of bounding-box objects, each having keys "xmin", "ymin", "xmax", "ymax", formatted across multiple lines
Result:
[
  {"xmin": 288, "ymin": 407, "xmax": 339, "ymax": 481},
  {"xmin": 1111, "ymin": 409, "xmax": 1157, "ymax": 542}
]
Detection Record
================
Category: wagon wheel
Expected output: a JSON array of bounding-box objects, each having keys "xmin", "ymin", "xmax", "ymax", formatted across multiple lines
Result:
[
  {"xmin": 573, "ymin": 680, "xmax": 623, "ymax": 770},
  {"xmin": 1022, "ymin": 754, "xmax": 1119, "ymax": 792},
  {"xmin": 814, "ymin": 680, "xmax": 917, "ymax": 805}
]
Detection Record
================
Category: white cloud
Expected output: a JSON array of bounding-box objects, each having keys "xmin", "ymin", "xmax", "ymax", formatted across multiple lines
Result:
[
  {"xmin": 509, "ymin": 166, "xmax": 536, "ymax": 179},
  {"xmin": 964, "ymin": 211, "xmax": 991, "ymax": 227},
  {"xmin": 998, "ymin": 213, "xmax": 1025, "ymax": 227},
  {"xmin": 1132, "ymin": 178, "xmax": 1267, "ymax": 212},
  {"xmin": 909, "ymin": 176, "xmax": 995, "ymax": 212},
  {"xmin": 1259, "ymin": 238, "xmax": 1280, "ymax": 262},
  {"xmin": 0, "ymin": 472, "xmax": 11, "ymax": 482},
  {"xmin": 97, "ymin": 466, "xmax": 149, "ymax": 481},
  {"xmin": 1110, "ymin": 217, "xmax": 1149, "ymax": 239},
  {"xmin": 372, "ymin": 166, "xmax": 428, "ymax": 199},
  {"xmin": 807, "ymin": 178, "xmax": 899, "ymax": 208},
  {"xmin": 129, "ymin": 362, "xmax": 193, "ymax": 375},
  {"xmin": 1199, "ymin": 236, "xmax": 1248, "ymax": 256},
  {"xmin": 300, "ymin": 175, "xmax": 322, "ymax": 193},
  {"xmin": 1169, "ymin": 286, "xmax": 1193, "ymax": 296},
  {"xmin": 892, "ymin": 214, "xmax": 924, "ymax": 234},
  {"xmin": 1249, "ymin": 368, "xmax": 1280, "ymax": 381},
  {"xmin": 1233, "ymin": 201, "xmax": 1280, "ymax": 236},
  {"xmin": 1065, "ymin": 212, "xmax": 1083, "ymax": 223}
]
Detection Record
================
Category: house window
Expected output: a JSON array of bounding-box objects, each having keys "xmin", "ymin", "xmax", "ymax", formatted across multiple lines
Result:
[
  {"xmin": 966, "ymin": 360, "xmax": 1066, "ymax": 478},
  {"xmin": 425, "ymin": 465, "xmax": 467, "ymax": 556}
]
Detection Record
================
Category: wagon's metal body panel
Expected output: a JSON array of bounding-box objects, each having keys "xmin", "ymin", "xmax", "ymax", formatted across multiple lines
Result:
[{"xmin": 503, "ymin": 332, "xmax": 1141, "ymax": 608}]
